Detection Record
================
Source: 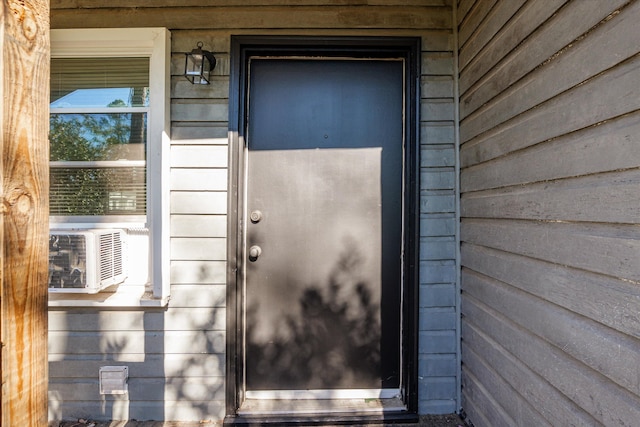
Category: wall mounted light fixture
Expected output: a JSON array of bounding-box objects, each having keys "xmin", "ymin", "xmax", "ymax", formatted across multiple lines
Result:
[{"xmin": 184, "ymin": 41, "xmax": 216, "ymax": 85}]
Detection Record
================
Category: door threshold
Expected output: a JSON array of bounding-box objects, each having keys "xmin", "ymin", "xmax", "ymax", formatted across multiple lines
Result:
[
  {"xmin": 246, "ymin": 388, "xmax": 400, "ymax": 400},
  {"xmin": 230, "ymin": 396, "xmax": 416, "ymax": 426},
  {"xmin": 238, "ymin": 396, "xmax": 407, "ymax": 416}
]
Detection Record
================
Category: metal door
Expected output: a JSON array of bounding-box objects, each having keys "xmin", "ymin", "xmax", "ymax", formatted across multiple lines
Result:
[{"xmin": 244, "ymin": 58, "xmax": 404, "ymax": 397}]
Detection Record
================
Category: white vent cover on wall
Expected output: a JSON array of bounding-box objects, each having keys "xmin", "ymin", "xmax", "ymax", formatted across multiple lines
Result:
[
  {"xmin": 48, "ymin": 229, "xmax": 127, "ymax": 293},
  {"xmin": 99, "ymin": 366, "xmax": 129, "ymax": 395}
]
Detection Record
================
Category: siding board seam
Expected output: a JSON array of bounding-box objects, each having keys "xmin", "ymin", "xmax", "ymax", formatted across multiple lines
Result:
[
  {"xmin": 53, "ymin": 5, "xmax": 452, "ymax": 10},
  {"xmin": 538, "ymin": 1, "xmax": 633, "ymax": 71},
  {"xmin": 459, "ymin": 0, "xmax": 528, "ymax": 73},
  {"xmin": 460, "ymin": 107, "xmax": 640, "ymax": 170},
  {"xmin": 456, "ymin": 0, "xmax": 498, "ymax": 51},
  {"xmin": 462, "ymin": 51, "xmax": 640, "ymax": 149},
  {"xmin": 462, "ymin": 162, "xmax": 640, "ymax": 193},
  {"xmin": 460, "ymin": 111, "xmax": 640, "ymax": 191},
  {"xmin": 459, "ymin": 0, "xmax": 568, "ymax": 99},
  {"xmin": 462, "ymin": 294, "xmax": 640, "ymax": 426},
  {"xmin": 462, "ymin": 50, "xmax": 640, "ymax": 142},
  {"xmin": 461, "ymin": 242, "xmax": 640, "ymax": 340},
  {"xmin": 462, "ymin": 268, "xmax": 640, "ymax": 397},
  {"xmin": 459, "ymin": 0, "xmax": 625, "ymax": 119},
  {"xmin": 462, "ymin": 344, "xmax": 543, "ymax": 426},
  {"xmin": 460, "ymin": 319, "xmax": 599, "ymax": 426},
  {"xmin": 460, "ymin": 57, "xmax": 640, "ymax": 164},
  {"xmin": 460, "ymin": 240, "xmax": 640, "ymax": 286}
]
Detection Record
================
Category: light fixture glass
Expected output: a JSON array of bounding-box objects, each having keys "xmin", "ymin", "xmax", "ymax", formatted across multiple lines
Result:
[{"xmin": 184, "ymin": 41, "xmax": 216, "ymax": 85}]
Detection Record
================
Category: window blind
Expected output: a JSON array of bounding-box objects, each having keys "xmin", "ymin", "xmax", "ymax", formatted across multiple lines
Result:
[{"xmin": 50, "ymin": 57, "xmax": 149, "ymax": 105}]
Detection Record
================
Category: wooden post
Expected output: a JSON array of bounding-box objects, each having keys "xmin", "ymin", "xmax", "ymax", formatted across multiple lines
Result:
[{"xmin": 1, "ymin": 1, "xmax": 50, "ymax": 425}]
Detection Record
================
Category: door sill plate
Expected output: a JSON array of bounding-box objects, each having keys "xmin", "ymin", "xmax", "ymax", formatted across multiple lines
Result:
[
  {"xmin": 246, "ymin": 388, "xmax": 400, "ymax": 400},
  {"xmin": 238, "ymin": 396, "xmax": 407, "ymax": 416}
]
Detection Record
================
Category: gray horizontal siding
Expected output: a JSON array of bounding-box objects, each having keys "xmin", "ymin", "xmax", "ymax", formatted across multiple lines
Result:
[
  {"xmin": 458, "ymin": 0, "xmax": 640, "ymax": 426},
  {"xmin": 51, "ymin": 5, "xmax": 452, "ymax": 30},
  {"xmin": 48, "ymin": 305, "xmax": 227, "ymax": 421},
  {"xmin": 49, "ymin": 2, "xmax": 459, "ymax": 422}
]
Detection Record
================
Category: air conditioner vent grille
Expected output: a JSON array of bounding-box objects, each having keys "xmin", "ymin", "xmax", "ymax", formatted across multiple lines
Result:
[
  {"xmin": 49, "ymin": 229, "xmax": 126, "ymax": 293},
  {"xmin": 98, "ymin": 231, "xmax": 124, "ymax": 281}
]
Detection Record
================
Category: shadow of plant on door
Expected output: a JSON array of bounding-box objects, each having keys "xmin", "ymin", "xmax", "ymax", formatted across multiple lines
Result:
[{"xmin": 246, "ymin": 239, "xmax": 382, "ymax": 390}]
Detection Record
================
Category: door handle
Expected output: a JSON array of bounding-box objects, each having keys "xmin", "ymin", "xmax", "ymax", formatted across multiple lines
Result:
[{"xmin": 249, "ymin": 245, "xmax": 262, "ymax": 261}]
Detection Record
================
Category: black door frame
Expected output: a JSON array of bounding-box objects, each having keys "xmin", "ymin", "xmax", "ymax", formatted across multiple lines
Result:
[{"xmin": 226, "ymin": 35, "xmax": 421, "ymax": 425}]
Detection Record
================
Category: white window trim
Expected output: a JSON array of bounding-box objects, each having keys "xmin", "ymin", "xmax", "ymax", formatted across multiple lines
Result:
[{"xmin": 49, "ymin": 28, "xmax": 171, "ymax": 307}]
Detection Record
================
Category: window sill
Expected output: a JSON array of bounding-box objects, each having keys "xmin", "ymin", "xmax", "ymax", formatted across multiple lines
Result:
[{"xmin": 48, "ymin": 285, "xmax": 169, "ymax": 308}]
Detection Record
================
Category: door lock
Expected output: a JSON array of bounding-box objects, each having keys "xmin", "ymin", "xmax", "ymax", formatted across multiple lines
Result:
[{"xmin": 250, "ymin": 210, "xmax": 263, "ymax": 223}]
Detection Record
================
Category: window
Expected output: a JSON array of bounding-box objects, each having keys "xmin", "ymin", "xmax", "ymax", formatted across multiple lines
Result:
[
  {"xmin": 50, "ymin": 28, "xmax": 171, "ymax": 304},
  {"xmin": 50, "ymin": 57, "xmax": 149, "ymax": 219}
]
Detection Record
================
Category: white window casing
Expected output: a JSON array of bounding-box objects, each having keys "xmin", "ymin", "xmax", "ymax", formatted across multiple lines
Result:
[{"xmin": 49, "ymin": 28, "xmax": 171, "ymax": 306}]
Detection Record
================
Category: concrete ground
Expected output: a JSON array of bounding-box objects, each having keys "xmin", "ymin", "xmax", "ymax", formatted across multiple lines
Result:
[{"xmin": 51, "ymin": 414, "xmax": 467, "ymax": 427}]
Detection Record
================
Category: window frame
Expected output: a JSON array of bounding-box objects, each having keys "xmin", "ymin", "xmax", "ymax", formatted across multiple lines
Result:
[{"xmin": 50, "ymin": 28, "xmax": 171, "ymax": 305}]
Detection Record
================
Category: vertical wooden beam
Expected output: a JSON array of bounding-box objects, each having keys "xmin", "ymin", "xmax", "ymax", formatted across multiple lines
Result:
[{"xmin": 1, "ymin": 1, "xmax": 50, "ymax": 425}]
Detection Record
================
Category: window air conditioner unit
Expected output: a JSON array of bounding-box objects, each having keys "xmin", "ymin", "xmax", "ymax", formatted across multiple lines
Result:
[{"xmin": 48, "ymin": 229, "xmax": 126, "ymax": 293}]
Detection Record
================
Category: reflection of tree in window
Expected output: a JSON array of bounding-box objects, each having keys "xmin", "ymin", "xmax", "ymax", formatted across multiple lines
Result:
[
  {"xmin": 129, "ymin": 87, "xmax": 147, "ymax": 147},
  {"xmin": 49, "ymin": 102, "xmax": 147, "ymax": 215},
  {"xmin": 50, "ymin": 99, "xmax": 145, "ymax": 162}
]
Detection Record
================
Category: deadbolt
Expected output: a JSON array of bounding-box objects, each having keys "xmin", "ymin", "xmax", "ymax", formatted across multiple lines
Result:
[
  {"xmin": 249, "ymin": 245, "xmax": 262, "ymax": 261},
  {"xmin": 250, "ymin": 210, "xmax": 263, "ymax": 223}
]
